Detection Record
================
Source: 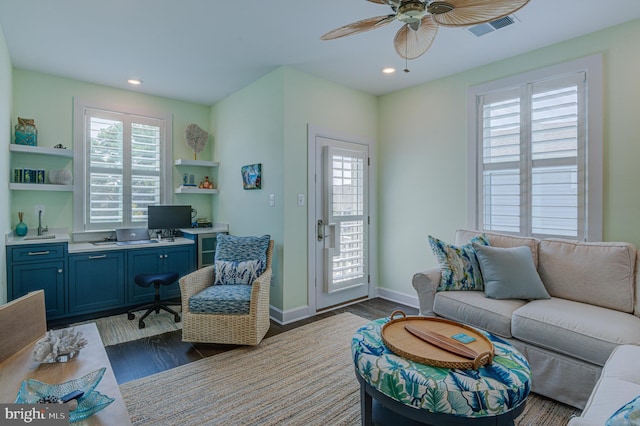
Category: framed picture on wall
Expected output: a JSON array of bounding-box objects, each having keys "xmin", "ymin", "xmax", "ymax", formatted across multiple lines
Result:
[{"xmin": 241, "ymin": 163, "xmax": 262, "ymax": 190}]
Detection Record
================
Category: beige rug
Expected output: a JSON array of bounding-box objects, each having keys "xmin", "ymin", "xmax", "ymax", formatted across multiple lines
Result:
[
  {"xmin": 73, "ymin": 309, "xmax": 182, "ymax": 346},
  {"xmin": 119, "ymin": 312, "xmax": 580, "ymax": 425}
]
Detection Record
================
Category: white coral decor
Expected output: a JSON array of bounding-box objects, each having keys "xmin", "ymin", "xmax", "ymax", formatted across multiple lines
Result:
[
  {"xmin": 33, "ymin": 328, "xmax": 88, "ymax": 363},
  {"xmin": 185, "ymin": 123, "xmax": 209, "ymax": 159}
]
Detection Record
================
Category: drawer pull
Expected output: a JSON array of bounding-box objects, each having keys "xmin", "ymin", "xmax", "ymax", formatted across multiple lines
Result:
[
  {"xmin": 58, "ymin": 269, "xmax": 63, "ymax": 274},
  {"xmin": 89, "ymin": 255, "xmax": 107, "ymax": 259},
  {"xmin": 28, "ymin": 251, "xmax": 51, "ymax": 256}
]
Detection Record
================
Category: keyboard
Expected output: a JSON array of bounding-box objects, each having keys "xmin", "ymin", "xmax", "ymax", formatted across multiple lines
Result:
[{"xmin": 115, "ymin": 240, "xmax": 158, "ymax": 246}]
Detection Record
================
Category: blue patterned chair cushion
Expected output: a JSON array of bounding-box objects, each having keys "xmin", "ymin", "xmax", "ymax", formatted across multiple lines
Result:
[
  {"xmin": 189, "ymin": 285, "xmax": 252, "ymax": 315},
  {"xmin": 214, "ymin": 259, "xmax": 262, "ymax": 285},
  {"xmin": 352, "ymin": 317, "xmax": 531, "ymax": 418},
  {"xmin": 606, "ymin": 394, "xmax": 640, "ymax": 426},
  {"xmin": 429, "ymin": 234, "xmax": 489, "ymax": 291},
  {"xmin": 215, "ymin": 234, "xmax": 270, "ymax": 277}
]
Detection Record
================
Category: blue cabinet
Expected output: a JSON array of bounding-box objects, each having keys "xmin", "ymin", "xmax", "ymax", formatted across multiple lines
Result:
[
  {"xmin": 7, "ymin": 243, "xmax": 67, "ymax": 319},
  {"xmin": 126, "ymin": 245, "xmax": 195, "ymax": 304},
  {"xmin": 68, "ymin": 251, "xmax": 125, "ymax": 314}
]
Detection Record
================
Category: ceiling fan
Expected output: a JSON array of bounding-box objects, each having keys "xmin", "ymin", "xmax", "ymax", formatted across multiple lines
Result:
[{"xmin": 321, "ymin": 0, "xmax": 530, "ymax": 60}]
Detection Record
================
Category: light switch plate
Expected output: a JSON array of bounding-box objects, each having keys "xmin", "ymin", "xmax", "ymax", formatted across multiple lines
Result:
[{"xmin": 269, "ymin": 194, "xmax": 275, "ymax": 207}]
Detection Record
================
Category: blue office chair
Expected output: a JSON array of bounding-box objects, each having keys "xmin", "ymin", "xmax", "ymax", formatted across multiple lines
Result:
[{"xmin": 127, "ymin": 272, "xmax": 181, "ymax": 329}]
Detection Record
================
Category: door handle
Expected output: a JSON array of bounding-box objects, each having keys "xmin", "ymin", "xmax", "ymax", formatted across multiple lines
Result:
[{"xmin": 317, "ymin": 220, "xmax": 324, "ymax": 241}]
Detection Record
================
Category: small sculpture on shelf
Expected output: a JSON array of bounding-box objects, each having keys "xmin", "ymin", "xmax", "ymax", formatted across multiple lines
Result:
[{"xmin": 199, "ymin": 176, "xmax": 214, "ymax": 189}]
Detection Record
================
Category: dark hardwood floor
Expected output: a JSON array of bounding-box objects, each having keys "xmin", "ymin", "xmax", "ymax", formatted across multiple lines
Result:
[{"xmin": 99, "ymin": 298, "xmax": 417, "ymax": 384}]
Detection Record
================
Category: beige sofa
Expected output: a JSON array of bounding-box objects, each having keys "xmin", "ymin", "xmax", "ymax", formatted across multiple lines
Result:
[{"xmin": 412, "ymin": 229, "xmax": 640, "ymax": 409}]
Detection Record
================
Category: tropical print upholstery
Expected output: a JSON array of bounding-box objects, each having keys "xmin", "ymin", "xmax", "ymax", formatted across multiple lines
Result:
[
  {"xmin": 352, "ymin": 317, "xmax": 531, "ymax": 418},
  {"xmin": 429, "ymin": 234, "xmax": 489, "ymax": 291},
  {"xmin": 188, "ymin": 285, "xmax": 252, "ymax": 314},
  {"xmin": 606, "ymin": 394, "xmax": 640, "ymax": 426}
]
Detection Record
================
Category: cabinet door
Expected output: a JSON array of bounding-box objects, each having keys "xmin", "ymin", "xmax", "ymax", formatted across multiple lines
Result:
[
  {"xmin": 126, "ymin": 248, "xmax": 163, "ymax": 305},
  {"xmin": 161, "ymin": 245, "xmax": 196, "ymax": 299},
  {"xmin": 68, "ymin": 252, "xmax": 125, "ymax": 314},
  {"xmin": 11, "ymin": 261, "xmax": 65, "ymax": 318}
]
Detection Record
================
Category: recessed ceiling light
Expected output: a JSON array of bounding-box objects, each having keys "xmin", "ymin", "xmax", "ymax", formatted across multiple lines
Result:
[
  {"xmin": 382, "ymin": 68, "xmax": 396, "ymax": 74},
  {"xmin": 127, "ymin": 79, "xmax": 143, "ymax": 85}
]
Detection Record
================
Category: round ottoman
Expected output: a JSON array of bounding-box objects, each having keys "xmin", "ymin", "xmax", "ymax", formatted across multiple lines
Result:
[{"xmin": 352, "ymin": 317, "xmax": 531, "ymax": 425}]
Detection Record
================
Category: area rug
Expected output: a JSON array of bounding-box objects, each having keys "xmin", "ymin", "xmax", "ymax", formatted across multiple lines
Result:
[
  {"xmin": 73, "ymin": 309, "xmax": 182, "ymax": 346},
  {"xmin": 119, "ymin": 312, "xmax": 580, "ymax": 425}
]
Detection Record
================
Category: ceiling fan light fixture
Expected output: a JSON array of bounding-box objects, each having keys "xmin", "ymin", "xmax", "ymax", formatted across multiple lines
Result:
[
  {"xmin": 397, "ymin": 1, "xmax": 426, "ymax": 24},
  {"xmin": 427, "ymin": 2, "xmax": 455, "ymax": 15}
]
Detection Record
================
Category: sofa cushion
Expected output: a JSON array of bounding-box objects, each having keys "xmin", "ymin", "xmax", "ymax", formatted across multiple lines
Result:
[
  {"xmin": 433, "ymin": 290, "xmax": 527, "ymax": 338},
  {"xmin": 572, "ymin": 346, "xmax": 640, "ymax": 426},
  {"xmin": 455, "ymin": 229, "xmax": 540, "ymax": 267},
  {"xmin": 429, "ymin": 234, "xmax": 489, "ymax": 291},
  {"xmin": 537, "ymin": 239, "xmax": 635, "ymax": 312},
  {"xmin": 512, "ymin": 298, "xmax": 640, "ymax": 366},
  {"xmin": 473, "ymin": 244, "xmax": 550, "ymax": 300},
  {"xmin": 189, "ymin": 285, "xmax": 252, "ymax": 314}
]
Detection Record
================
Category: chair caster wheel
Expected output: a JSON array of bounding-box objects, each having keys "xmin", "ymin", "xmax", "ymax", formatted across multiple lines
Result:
[
  {"xmin": 127, "ymin": 312, "xmax": 135, "ymax": 320},
  {"xmin": 138, "ymin": 321, "xmax": 145, "ymax": 329},
  {"xmin": 174, "ymin": 314, "xmax": 181, "ymax": 323}
]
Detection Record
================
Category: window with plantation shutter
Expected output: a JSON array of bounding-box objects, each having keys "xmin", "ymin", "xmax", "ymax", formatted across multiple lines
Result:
[
  {"xmin": 468, "ymin": 56, "xmax": 603, "ymax": 241},
  {"xmin": 74, "ymin": 100, "xmax": 173, "ymax": 232}
]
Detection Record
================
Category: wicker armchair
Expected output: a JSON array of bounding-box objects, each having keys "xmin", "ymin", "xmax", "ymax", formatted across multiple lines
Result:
[{"xmin": 180, "ymin": 240, "xmax": 273, "ymax": 345}]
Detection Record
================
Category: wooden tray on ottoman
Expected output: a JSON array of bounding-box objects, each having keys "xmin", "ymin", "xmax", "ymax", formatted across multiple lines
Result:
[{"xmin": 381, "ymin": 311, "xmax": 494, "ymax": 369}]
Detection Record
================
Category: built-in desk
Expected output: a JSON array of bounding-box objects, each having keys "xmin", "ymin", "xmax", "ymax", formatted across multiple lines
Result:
[
  {"xmin": 6, "ymin": 233, "xmax": 196, "ymax": 322},
  {"xmin": 0, "ymin": 323, "xmax": 131, "ymax": 425}
]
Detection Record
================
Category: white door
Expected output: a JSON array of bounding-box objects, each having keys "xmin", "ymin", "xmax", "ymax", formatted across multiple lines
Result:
[{"xmin": 311, "ymin": 131, "xmax": 370, "ymax": 311}]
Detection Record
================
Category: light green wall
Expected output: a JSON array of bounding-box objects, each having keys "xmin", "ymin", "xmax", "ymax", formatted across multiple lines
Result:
[
  {"xmin": 211, "ymin": 66, "xmax": 377, "ymax": 312},
  {"xmin": 377, "ymin": 18, "xmax": 640, "ymax": 297},
  {"xmin": 11, "ymin": 70, "xmax": 212, "ymax": 232},
  {"xmin": 210, "ymin": 69, "xmax": 285, "ymax": 308},
  {"xmin": 282, "ymin": 67, "xmax": 377, "ymax": 310},
  {"xmin": 0, "ymin": 27, "xmax": 12, "ymax": 304}
]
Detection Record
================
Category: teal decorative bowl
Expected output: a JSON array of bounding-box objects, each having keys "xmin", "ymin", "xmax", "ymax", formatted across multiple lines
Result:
[{"xmin": 15, "ymin": 368, "xmax": 114, "ymax": 422}]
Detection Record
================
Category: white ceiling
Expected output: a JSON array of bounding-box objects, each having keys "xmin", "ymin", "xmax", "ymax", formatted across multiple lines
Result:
[{"xmin": 1, "ymin": 1, "xmax": 640, "ymax": 105}]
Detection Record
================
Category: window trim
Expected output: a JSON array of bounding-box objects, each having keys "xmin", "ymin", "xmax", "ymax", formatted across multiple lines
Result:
[
  {"xmin": 466, "ymin": 54, "xmax": 603, "ymax": 241},
  {"xmin": 73, "ymin": 98, "xmax": 173, "ymax": 233}
]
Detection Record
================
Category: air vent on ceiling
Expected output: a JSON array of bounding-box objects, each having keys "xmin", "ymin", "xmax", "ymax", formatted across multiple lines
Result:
[{"xmin": 468, "ymin": 15, "xmax": 518, "ymax": 37}]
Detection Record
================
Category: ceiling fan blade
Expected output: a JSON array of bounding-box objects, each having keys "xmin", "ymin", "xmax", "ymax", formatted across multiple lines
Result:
[
  {"xmin": 429, "ymin": 0, "xmax": 530, "ymax": 27},
  {"xmin": 321, "ymin": 14, "xmax": 397, "ymax": 40},
  {"xmin": 393, "ymin": 15, "xmax": 438, "ymax": 60}
]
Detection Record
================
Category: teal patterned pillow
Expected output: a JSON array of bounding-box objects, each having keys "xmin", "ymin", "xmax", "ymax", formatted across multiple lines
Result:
[
  {"xmin": 214, "ymin": 259, "xmax": 263, "ymax": 285},
  {"xmin": 429, "ymin": 234, "xmax": 489, "ymax": 291},
  {"xmin": 606, "ymin": 394, "xmax": 640, "ymax": 426},
  {"xmin": 215, "ymin": 234, "xmax": 270, "ymax": 277}
]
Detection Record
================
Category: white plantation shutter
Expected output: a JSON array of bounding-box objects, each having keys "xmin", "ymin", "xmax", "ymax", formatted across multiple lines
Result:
[
  {"xmin": 477, "ymin": 73, "xmax": 586, "ymax": 239},
  {"xmin": 76, "ymin": 101, "xmax": 170, "ymax": 232}
]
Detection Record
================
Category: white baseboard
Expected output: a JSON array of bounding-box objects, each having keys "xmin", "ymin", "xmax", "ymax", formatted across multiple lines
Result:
[
  {"xmin": 376, "ymin": 288, "xmax": 419, "ymax": 309},
  {"xmin": 269, "ymin": 304, "xmax": 312, "ymax": 325}
]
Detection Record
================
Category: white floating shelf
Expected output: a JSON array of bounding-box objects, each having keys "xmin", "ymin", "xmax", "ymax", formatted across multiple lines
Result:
[
  {"xmin": 175, "ymin": 186, "xmax": 219, "ymax": 194},
  {"xmin": 174, "ymin": 159, "xmax": 219, "ymax": 167},
  {"xmin": 9, "ymin": 183, "xmax": 73, "ymax": 191},
  {"xmin": 10, "ymin": 144, "xmax": 74, "ymax": 158}
]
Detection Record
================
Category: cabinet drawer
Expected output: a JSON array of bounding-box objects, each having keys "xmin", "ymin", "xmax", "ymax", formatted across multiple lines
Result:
[{"xmin": 10, "ymin": 244, "xmax": 66, "ymax": 263}]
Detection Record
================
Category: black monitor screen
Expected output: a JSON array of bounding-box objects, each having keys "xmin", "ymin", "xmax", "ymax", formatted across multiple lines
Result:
[{"xmin": 147, "ymin": 205, "xmax": 192, "ymax": 230}]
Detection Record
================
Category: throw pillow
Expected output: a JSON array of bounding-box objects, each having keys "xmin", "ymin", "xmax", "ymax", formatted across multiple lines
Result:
[
  {"xmin": 472, "ymin": 244, "xmax": 550, "ymax": 300},
  {"xmin": 214, "ymin": 259, "xmax": 263, "ymax": 285},
  {"xmin": 606, "ymin": 394, "xmax": 640, "ymax": 426},
  {"xmin": 429, "ymin": 234, "xmax": 489, "ymax": 292},
  {"xmin": 215, "ymin": 234, "xmax": 270, "ymax": 276}
]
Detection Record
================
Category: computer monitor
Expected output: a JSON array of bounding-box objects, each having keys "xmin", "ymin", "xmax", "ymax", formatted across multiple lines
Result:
[{"xmin": 147, "ymin": 205, "xmax": 192, "ymax": 234}]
